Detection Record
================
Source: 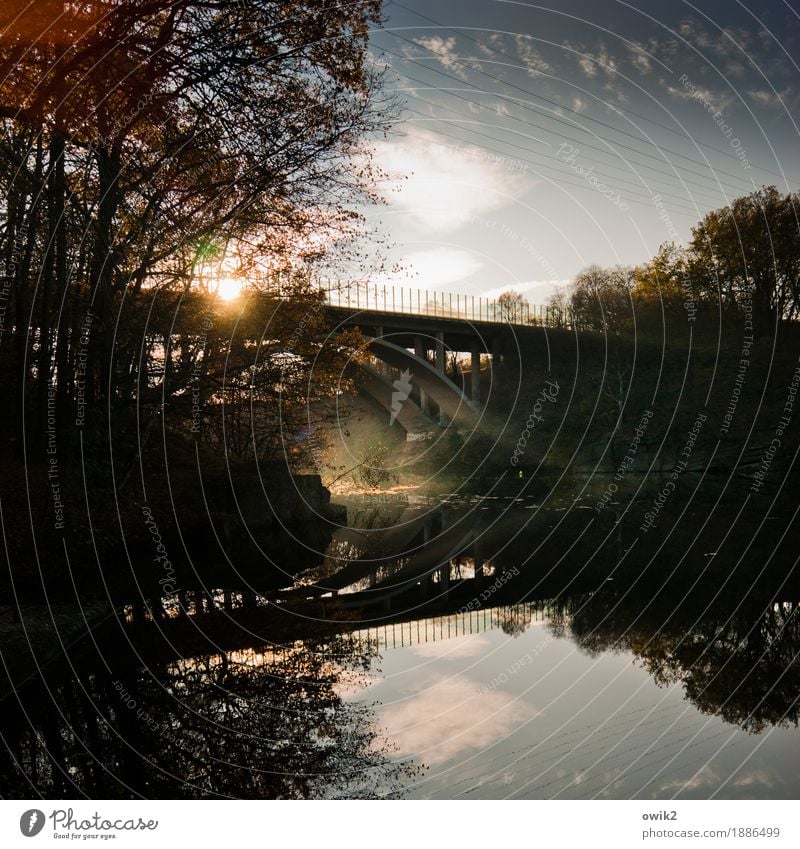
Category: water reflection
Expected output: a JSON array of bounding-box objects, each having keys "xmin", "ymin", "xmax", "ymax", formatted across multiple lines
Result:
[
  {"xmin": 1, "ymin": 491, "xmax": 798, "ymax": 799},
  {"xmin": 570, "ymin": 588, "xmax": 800, "ymax": 733},
  {"xmin": 0, "ymin": 626, "xmax": 416, "ymax": 798}
]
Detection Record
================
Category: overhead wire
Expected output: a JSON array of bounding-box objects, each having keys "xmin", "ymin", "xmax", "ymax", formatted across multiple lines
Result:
[{"xmin": 386, "ymin": 0, "xmax": 798, "ymax": 184}]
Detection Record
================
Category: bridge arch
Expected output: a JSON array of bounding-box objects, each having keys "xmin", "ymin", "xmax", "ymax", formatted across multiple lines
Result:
[{"xmin": 362, "ymin": 336, "xmax": 481, "ymax": 432}]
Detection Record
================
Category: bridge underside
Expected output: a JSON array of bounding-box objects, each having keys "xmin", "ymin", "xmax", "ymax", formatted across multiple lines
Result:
[
  {"xmin": 361, "ymin": 337, "xmax": 482, "ymax": 435},
  {"xmin": 359, "ymin": 363, "xmax": 436, "ymax": 438},
  {"xmin": 329, "ymin": 306, "xmax": 505, "ymax": 428}
]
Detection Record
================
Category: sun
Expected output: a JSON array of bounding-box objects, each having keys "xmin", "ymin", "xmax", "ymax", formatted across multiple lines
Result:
[{"xmin": 216, "ymin": 276, "xmax": 244, "ymax": 301}]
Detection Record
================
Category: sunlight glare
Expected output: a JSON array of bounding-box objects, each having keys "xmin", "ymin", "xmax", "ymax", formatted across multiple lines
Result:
[{"xmin": 216, "ymin": 276, "xmax": 244, "ymax": 301}]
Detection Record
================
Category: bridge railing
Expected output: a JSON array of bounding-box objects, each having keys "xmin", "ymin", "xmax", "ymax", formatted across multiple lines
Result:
[{"xmin": 315, "ymin": 278, "xmax": 574, "ymax": 328}]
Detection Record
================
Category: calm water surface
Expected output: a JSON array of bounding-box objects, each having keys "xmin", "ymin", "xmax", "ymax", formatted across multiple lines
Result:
[{"xmin": 2, "ymin": 490, "xmax": 798, "ymax": 798}]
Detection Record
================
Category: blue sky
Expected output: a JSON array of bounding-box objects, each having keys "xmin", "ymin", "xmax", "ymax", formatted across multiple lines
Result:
[{"xmin": 360, "ymin": 0, "xmax": 800, "ymax": 303}]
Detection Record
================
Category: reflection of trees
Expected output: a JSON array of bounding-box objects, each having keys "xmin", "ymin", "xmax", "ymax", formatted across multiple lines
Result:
[
  {"xmin": 495, "ymin": 607, "xmax": 532, "ymax": 637},
  {"xmin": 566, "ymin": 588, "xmax": 800, "ymax": 734},
  {"xmin": 0, "ymin": 630, "xmax": 413, "ymax": 798}
]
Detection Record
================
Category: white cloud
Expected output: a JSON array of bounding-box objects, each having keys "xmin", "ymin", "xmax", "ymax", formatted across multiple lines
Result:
[
  {"xmin": 578, "ymin": 56, "xmax": 597, "ymax": 78},
  {"xmin": 481, "ymin": 279, "xmax": 571, "ymax": 304},
  {"xmin": 414, "ymin": 35, "xmax": 473, "ymax": 80},
  {"xmin": 374, "ymin": 132, "xmax": 528, "ymax": 233},
  {"xmin": 378, "ymin": 674, "xmax": 537, "ymax": 765},
  {"xmin": 396, "ymin": 247, "xmax": 483, "ymax": 289},
  {"xmin": 628, "ymin": 46, "xmax": 653, "ymax": 75},
  {"xmin": 575, "ymin": 46, "xmax": 618, "ymax": 80},
  {"xmin": 514, "ymin": 35, "xmax": 552, "ymax": 77},
  {"xmin": 747, "ymin": 88, "xmax": 787, "ymax": 109}
]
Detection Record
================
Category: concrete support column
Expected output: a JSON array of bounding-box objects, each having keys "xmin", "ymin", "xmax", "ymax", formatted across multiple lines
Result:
[
  {"xmin": 435, "ymin": 331, "xmax": 445, "ymax": 374},
  {"xmin": 422, "ymin": 517, "xmax": 431, "ymax": 544},
  {"xmin": 471, "ymin": 342, "xmax": 481, "ymax": 403},
  {"xmin": 438, "ymin": 561, "xmax": 450, "ymax": 594},
  {"xmin": 435, "ymin": 331, "xmax": 448, "ymax": 426},
  {"xmin": 473, "ymin": 537, "xmax": 485, "ymax": 581},
  {"xmin": 414, "ymin": 335, "xmax": 429, "ymax": 413},
  {"xmin": 375, "ymin": 326, "xmax": 386, "ymax": 375}
]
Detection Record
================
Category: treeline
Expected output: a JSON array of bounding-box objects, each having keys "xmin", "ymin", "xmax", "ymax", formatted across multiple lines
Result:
[
  {"xmin": 549, "ymin": 186, "xmax": 800, "ymax": 338},
  {"xmin": 0, "ymin": 1, "xmax": 389, "ymax": 470}
]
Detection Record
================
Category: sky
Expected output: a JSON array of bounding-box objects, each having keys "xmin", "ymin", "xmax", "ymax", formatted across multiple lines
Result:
[{"xmin": 358, "ymin": 0, "xmax": 800, "ymax": 304}]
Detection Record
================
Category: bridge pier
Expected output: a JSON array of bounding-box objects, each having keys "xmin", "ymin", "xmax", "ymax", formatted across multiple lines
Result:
[
  {"xmin": 435, "ymin": 332, "xmax": 448, "ymax": 426},
  {"xmin": 375, "ymin": 325, "xmax": 387, "ymax": 376},
  {"xmin": 438, "ymin": 561, "xmax": 450, "ymax": 595},
  {"xmin": 474, "ymin": 549, "xmax": 485, "ymax": 582},
  {"xmin": 413, "ymin": 335, "xmax": 430, "ymax": 414},
  {"xmin": 435, "ymin": 331, "xmax": 445, "ymax": 374},
  {"xmin": 471, "ymin": 342, "xmax": 481, "ymax": 403}
]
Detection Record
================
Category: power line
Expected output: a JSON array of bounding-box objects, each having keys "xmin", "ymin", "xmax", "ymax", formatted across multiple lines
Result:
[
  {"xmin": 387, "ymin": 0, "xmax": 797, "ymax": 184},
  {"xmin": 390, "ymin": 69, "xmax": 728, "ymax": 212},
  {"xmin": 375, "ymin": 35, "xmax": 758, "ymax": 199},
  {"xmin": 401, "ymin": 107, "xmax": 704, "ymax": 216}
]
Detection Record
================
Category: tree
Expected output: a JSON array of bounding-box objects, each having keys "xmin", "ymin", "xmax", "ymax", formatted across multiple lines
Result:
[
  {"xmin": 0, "ymin": 0, "xmax": 394, "ymax": 463},
  {"xmin": 497, "ymin": 289, "xmax": 528, "ymax": 323},
  {"xmin": 545, "ymin": 286, "xmax": 571, "ymax": 328},
  {"xmin": 0, "ymin": 614, "xmax": 418, "ymax": 798},
  {"xmin": 568, "ymin": 264, "xmax": 635, "ymax": 334},
  {"xmin": 688, "ymin": 186, "xmax": 800, "ymax": 324}
]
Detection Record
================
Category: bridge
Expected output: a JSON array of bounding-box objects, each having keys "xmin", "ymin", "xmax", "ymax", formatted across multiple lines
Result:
[{"xmin": 317, "ymin": 279, "xmax": 573, "ymax": 436}]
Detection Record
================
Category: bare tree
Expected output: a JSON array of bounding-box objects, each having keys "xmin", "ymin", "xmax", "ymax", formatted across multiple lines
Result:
[{"xmin": 497, "ymin": 289, "xmax": 528, "ymax": 323}]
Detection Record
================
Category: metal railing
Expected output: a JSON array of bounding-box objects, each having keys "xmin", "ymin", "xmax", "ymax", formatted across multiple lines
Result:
[{"xmin": 315, "ymin": 278, "xmax": 574, "ymax": 328}]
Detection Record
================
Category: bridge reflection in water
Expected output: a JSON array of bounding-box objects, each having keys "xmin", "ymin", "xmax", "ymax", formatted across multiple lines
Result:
[
  {"xmin": 343, "ymin": 601, "xmax": 559, "ymax": 652},
  {"xmin": 9, "ymin": 491, "xmax": 797, "ymax": 799}
]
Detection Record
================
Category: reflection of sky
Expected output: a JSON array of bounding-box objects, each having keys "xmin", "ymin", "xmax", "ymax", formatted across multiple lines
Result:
[{"xmin": 350, "ymin": 621, "xmax": 800, "ymax": 799}]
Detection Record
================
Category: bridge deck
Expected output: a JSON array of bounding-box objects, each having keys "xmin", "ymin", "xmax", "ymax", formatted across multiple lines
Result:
[{"xmin": 318, "ymin": 280, "xmax": 573, "ymax": 329}]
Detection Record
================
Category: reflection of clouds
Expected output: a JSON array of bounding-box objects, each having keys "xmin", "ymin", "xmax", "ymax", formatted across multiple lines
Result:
[
  {"xmin": 657, "ymin": 767, "xmax": 721, "ymax": 796},
  {"xmin": 411, "ymin": 635, "xmax": 490, "ymax": 659},
  {"xmin": 733, "ymin": 770, "xmax": 774, "ymax": 789},
  {"xmin": 379, "ymin": 674, "xmax": 536, "ymax": 765},
  {"xmin": 653, "ymin": 767, "xmax": 778, "ymax": 799},
  {"xmin": 335, "ymin": 669, "xmax": 382, "ymax": 700}
]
